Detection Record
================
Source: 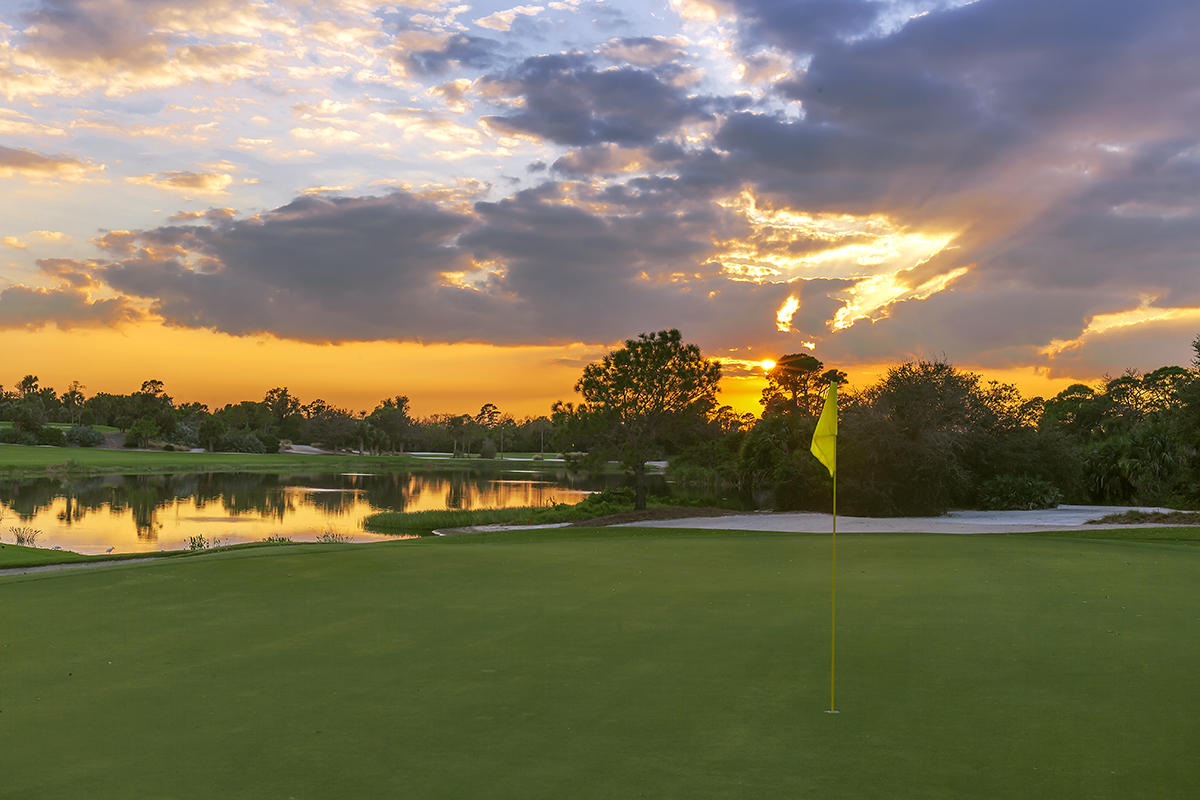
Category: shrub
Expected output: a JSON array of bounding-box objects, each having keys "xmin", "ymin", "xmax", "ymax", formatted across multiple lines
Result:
[
  {"xmin": 978, "ymin": 474, "xmax": 1063, "ymax": 510},
  {"xmin": 479, "ymin": 437, "xmax": 498, "ymax": 459},
  {"xmin": 187, "ymin": 534, "xmax": 224, "ymax": 550},
  {"xmin": 255, "ymin": 432, "xmax": 281, "ymax": 453},
  {"xmin": 10, "ymin": 526, "xmax": 42, "ymax": 547},
  {"xmin": 316, "ymin": 531, "xmax": 351, "ymax": 543},
  {"xmin": 171, "ymin": 422, "xmax": 199, "ymax": 448},
  {"xmin": 0, "ymin": 427, "xmax": 18, "ymax": 444},
  {"xmin": 124, "ymin": 417, "xmax": 159, "ymax": 448},
  {"xmin": 36, "ymin": 427, "xmax": 67, "ymax": 446},
  {"xmin": 66, "ymin": 425, "xmax": 105, "ymax": 447},
  {"xmin": 217, "ymin": 430, "xmax": 266, "ymax": 453}
]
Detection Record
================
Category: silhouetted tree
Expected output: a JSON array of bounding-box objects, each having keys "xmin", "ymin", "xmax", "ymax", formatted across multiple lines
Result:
[{"xmin": 567, "ymin": 329, "xmax": 721, "ymax": 509}]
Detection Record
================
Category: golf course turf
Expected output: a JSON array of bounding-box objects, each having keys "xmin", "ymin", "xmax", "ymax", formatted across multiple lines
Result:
[{"xmin": 4, "ymin": 527, "xmax": 1198, "ymax": 798}]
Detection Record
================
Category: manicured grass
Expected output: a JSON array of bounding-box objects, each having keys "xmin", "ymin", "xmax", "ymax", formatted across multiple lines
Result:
[
  {"xmin": 4, "ymin": 529, "xmax": 1199, "ymax": 798},
  {"xmin": 0, "ymin": 542, "xmax": 166, "ymax": 568},
  {"xmin": 0, "ymin": 443, "xmax": 441, "ymax": 478}
]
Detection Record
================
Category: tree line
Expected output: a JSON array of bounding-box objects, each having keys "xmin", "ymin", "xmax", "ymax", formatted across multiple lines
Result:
[
  {"xmin": 3, "ymin": 329, "xmax": 1198, "ymax": 515},
  {"xmin": 0, "ymin": 378, "xmax": 553, "ymax": 457},
  {"xmin": 547, "ymin": 330, "xmax": 1200, "ymax": 514}
]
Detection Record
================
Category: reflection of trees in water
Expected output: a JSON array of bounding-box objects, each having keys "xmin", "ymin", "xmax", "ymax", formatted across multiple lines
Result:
[
  {"xmin": 359, "ymin": 473, "xmax": 411, "ymax": 513},
  {"xmin": 0, "ymin": 468, "xmax": 675, "ymax": 539},
  {"xmin": 303, "ymin": 487, "xmax": 359, "ymax": 515},
  {"xmin": 197, "ymin": 473, "xmax": 292, "ymax": 520},
  {"xmin": 0, "ymin": 476, "xmax": 63, "ymax": 520}
]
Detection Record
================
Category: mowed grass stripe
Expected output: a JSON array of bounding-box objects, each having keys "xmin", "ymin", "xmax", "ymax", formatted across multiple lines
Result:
[{"xmin": 3, "ymin": 530, "xmax": 1199, "ymax": 799}]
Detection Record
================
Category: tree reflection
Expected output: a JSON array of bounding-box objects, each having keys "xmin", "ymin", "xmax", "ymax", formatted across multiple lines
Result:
[{"xmin": 0, "ymin": 468, "xmax": 628, "ymax": 542}]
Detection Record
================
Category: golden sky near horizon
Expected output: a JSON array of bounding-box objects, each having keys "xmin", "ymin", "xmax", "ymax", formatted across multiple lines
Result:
[{"xmin": 1, "ymin": 321, "xmax": 1084, "ymax": 418}]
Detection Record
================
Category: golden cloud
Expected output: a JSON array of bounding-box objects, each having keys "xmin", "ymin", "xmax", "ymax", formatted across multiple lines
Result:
[
  {"xmin": 1040, "ymin": 297, "xmax": 1200, "ymax": 357},
  {"xmin": 475, "ymin": 5, "xmax": 545, "ymax": 32},
  {"xmin": 0, "ymin": 145, "xmax": 105, "ymax": 182},
  {"xmin": 712, "ymin": 190, "xmax": 964, "ymax": 332},
  {"xmin": 126, "ymin": 170, "xmax": 235, "ymax": 196}
]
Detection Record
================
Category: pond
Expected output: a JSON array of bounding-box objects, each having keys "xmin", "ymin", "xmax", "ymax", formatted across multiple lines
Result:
[{"xmin": 0, "ymin": 468, "xmax": 648, "ymax": 555}]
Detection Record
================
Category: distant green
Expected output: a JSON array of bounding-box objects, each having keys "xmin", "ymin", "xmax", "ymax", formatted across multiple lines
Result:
[
  {"xmin": 0, "ymin": 443, "xmax": 453, "ymax": 478},
  {"xmin": 4, "ymin": 528, "xmax": 1199, "ymax": 798},
  {"xmin": 0, "ymin": 442, "xmax": 607, "ymax": 479}
]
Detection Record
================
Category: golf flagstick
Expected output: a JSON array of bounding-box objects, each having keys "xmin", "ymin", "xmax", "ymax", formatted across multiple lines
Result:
[
  {"xmin": 810, "ymin": 380, "xmax": 839, "ymax": 715},
  {"xmin": 827, "ymin": 471, "xmax": 837, "ymax": 714}
]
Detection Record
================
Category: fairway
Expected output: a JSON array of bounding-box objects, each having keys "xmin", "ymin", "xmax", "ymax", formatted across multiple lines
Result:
[{"xmin": 4, "ymin": 529, "xmax": 1199, "ymax": 798}]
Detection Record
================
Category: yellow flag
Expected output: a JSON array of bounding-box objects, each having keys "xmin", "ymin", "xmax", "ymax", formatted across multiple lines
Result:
[{"xmin": 810, "ymin": 381, "xmax": 837, "ymax": 477}]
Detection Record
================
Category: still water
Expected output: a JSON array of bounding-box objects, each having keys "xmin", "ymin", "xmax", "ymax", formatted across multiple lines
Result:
[{"xmin": 0, "ymin": 469, "xmax": 630, "ymax": 555}]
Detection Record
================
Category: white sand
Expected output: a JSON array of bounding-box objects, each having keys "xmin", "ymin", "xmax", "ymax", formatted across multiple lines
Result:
[{"xmin": 613, "ymin": 505, "xmax": 1184, "ymax": 534}]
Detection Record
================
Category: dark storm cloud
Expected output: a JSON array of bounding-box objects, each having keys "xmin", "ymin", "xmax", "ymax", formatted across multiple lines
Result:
[
  {"xmin": 395, "ymin": 34, "xmax": 499, "ymax": 76},
  {"xmin": 481, "ymin": 54, "xmax": 710, "ymax": 146}
]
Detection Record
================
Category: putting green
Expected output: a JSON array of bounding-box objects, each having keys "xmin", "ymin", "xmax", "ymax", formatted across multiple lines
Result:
[{"xmin": 3, "ymin": 528, "xmax": 1198, "ymax": 798}]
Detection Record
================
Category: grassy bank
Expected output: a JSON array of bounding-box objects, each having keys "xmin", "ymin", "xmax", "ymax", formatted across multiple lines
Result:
[
  {"xmin": 4, "ymin": 527, "xmax": 1199, "ymax": 798},
  {"xmin": 0, "ymin": 443, "xmax": 472, "ymax": 479},
  {"xmin": 362, "ymin": 490, "xmax": 643, "ymax": 534},
  {"xmin": 0, "ymin": 542, "xmax": 150, "ymax": 568}
]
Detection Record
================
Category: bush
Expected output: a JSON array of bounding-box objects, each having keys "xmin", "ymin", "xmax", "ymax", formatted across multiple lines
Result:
[
  {"xmin": 66, "ymin": 425, "xmax": 105, "ymax": 447},
  {"xmin": 171, "ymin": 422, "xmax": 199, "ymax": 448},
  {"xmin": 255, "ymin": 432, "xmax": 281, "ymax": 453},
  {"xmin": 479, "ymin": 437, "xmax": 498, "ymax": 459},
  {"xmin": 0, "ymin": 427, "xmax": 18, "ymax": 444},
  {"xmin": 978, "ymin": 474, "xmax": 1063, "ymax": 510},
  {"xmin": 217, "ymin": 430, "xmax": 266, "ymax": 453},
  {"xmin": 36, "ymin": 427, "xmax": 67, "ymax": 446},
  {"xmin": 124, "ymin": 417, "xmax": 159, "ymax": 448},
  {"xmin": 10, "ymin": 526, "xmax": 42, "ymax": 546}
]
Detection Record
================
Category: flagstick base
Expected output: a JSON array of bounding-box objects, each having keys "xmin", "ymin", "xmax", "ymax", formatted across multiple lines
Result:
[{"xmin": 825, "ymin": 709, "xmax": 840, "ymax": 714}]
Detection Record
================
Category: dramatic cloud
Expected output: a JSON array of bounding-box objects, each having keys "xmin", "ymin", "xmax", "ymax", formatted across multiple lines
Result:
[
  {"xmin": 0, "ymin": 284, "xmax": 141, "ymax": 329},
  {"xmin": 393, "ymin": 33, "xmax": 499, "ymax": 76},
  {"xmin": 3, "ymin": 0, "xmax": 1199, "ymax": 390},
  {"xmin": 481, "ymin": 54, "xmax": 710, "ymax": 146}
]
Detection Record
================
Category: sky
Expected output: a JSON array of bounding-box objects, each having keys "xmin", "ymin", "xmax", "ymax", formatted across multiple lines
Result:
[{"xmin": 2, "ymin": 0, "xmax": 1199, "ymax": 417}]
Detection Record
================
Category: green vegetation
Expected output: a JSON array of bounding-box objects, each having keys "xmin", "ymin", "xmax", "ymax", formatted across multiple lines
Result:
[
  {"xmin": 0, "ymin": 542, "xmax": 160, "ymax": 568},
  {"xmin": 1087, "ymin": 509, "xmax": 1200, "ymax": 526},
  {"xmin": 363, "ymin": 488, "xmax": 646, "ymax": 534},
  {"xmin": 3, "ymin": 528, "xmax": 1199, "ymax": 798},
  {"xmin": 0, "ymin": 445, "xmax": 444, "ymax": 479},
  {"xmin": 556, "ymin": 329, "xmax": 722, "ymax": 509}
]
